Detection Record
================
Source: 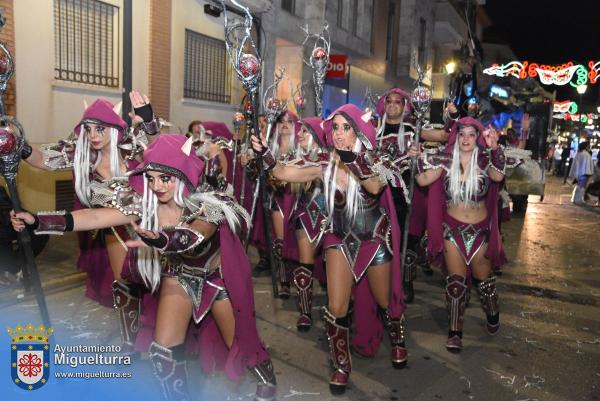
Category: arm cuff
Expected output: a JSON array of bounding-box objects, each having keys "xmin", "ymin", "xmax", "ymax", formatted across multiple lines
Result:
[
  {"xmin": 345, "ymin": 153, "xmax": 376, "ymax": 180},
  {"xmin": 34, "ymin": 211, "xmax": 74, "ymax": 235},
  {"xmin": 489, "ymin": 147, "xmax": 506, "ymax": 174}
]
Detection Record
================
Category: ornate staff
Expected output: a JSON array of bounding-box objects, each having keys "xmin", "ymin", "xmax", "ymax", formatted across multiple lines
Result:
[
  {"xmin": 238, "ymin": 99, "xmax": 253, "ymax": 208},
  {"xmin": 362, "ymin": 87, "xmax": 379, "ymax": 114},
  {"xmin": 301, "ymin": 24, "xmax": 330, "ymax": 117},
  {"xmin": 400, "ymin": 56, "xmax": 431, "ymax": 285},
  {"xmin": 292, "ymin": 80, "xmax": 308, "ymax": 118},
  {"xmin": 362, "ymin": 86, "xmax": 381, "ymax": 130},
  {"xmin": 220, "ymin": 0, "xmax": 279, "ymax": 296},
  {"xmin": 231, "ymin": 110, "xmax": 244, "ymax": 188},
  {"xmin": 263, "ymin": 68, "xmax": 287, "ymax": 142},
  {"xmin": 0, "ymin": 14, "xmax": 51, "ymax": 326}
]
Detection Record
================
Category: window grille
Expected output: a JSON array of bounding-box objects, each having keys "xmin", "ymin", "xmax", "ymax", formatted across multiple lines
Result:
[
  {"xmin": 281, "ymin": 0, "xmax": 295, "ymax": 14},
  {"xmin": 337, "ymin": 0, "xmax": 358, "ymax": 34},
  {"xmin": 54, "ymin": 0, "xmax": 120, "ymax": 87},
  {"xmin": 55, "ymin": 180, "xmax": 75, "ymax": 211},
  {"xmin": 184, "ymin": 29, "xmax": 232, "ymax": 103}
]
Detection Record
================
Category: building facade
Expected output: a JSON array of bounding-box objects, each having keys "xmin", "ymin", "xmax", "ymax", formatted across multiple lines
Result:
[
  {"xmin": 8, "ymin": 0, "xmax": 251, "ymax": 209},
  {"xmin": 260, "ymin": 0, "xmax": 439, "ymax": 116},
  {"xmin": 5, "ymin": 0, "xmax": 478, "ymax": 209}
]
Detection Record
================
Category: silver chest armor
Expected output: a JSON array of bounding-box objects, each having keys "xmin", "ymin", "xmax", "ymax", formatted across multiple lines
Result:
[
  {"xmin": 298, "ymin": 183, "xmax": 326, "ymax": 213},
  {"xmin": 162, "ymin": 232, "xmax": 220, "ymax": 311},
  {"xmin": 443, "ymin": 174, "xmax": 490, "ymax": 203},
  {"xmin": 331, "ymin": 188, "xmax": 384, "ymax": 240}
]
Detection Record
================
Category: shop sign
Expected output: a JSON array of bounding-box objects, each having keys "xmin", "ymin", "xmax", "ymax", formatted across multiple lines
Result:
[{"xmin": 327, "ymin": 54, "xmax": 348, "ymax": 78}]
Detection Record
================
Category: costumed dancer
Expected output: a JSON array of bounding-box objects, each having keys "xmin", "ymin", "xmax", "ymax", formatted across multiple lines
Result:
[
  {"xmin": 414, "ymin": 117, "xmax": 507, "ymax": 352},
  {"xmin": 266, "ymin": 110, "xmax": 300, "ymax": 298},
  {"xmin": 12, "ymin": 134, "xmax": 277, "ymax": 401},
  {"xmin": 237, "ymin": 113, "xmax": 273, "ymax": 272},
  {"xmin": 188, "ymin": 120, "xmax": 235, "ymax": 192},
  {"xmin": 375, "ymin": 87, "xmax": 453, "ymax": 301},
  {"xmin": 287, "ymin": 117, "xmax": 328, "ymax": 331},
  {"xmin": 252, "ymin": 104, "xmax": 411, "ymax": 395},
  {"xmin": 375, "ymin": 88, "xmax": 418, "ymax": 302},
  {"xmin": 20, "ymin": 92, "xmax": 161, "ymax": 354}
]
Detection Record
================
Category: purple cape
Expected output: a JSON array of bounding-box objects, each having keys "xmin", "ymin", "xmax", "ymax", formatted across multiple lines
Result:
[
  {"xmin": 351, "ymin": 186, "xmax": 405, "ymax": 357},
  {"xmin": 193, "ymin": 224, "xmax": 270, "ymax": 381},
  {"xmin": 280, "ymin": 189, "xmax": 299, "ymax": 261},
  {"xmin": 408, "ymin": 185, "xmax": 428, "ymax": 236},
  {"xmin": 232, "ymin": 162, "xmax": 269, "ymax": 251}
]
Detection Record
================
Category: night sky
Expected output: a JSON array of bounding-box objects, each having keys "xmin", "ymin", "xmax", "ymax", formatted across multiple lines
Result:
[{"xmin": 484, "ymin": 0, "xmax": 600, "ymax": 109}]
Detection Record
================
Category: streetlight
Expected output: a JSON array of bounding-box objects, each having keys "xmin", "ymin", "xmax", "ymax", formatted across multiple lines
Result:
[{"xmin": 445, "ymin": 61, "xmax": 457, "ymax": 107}]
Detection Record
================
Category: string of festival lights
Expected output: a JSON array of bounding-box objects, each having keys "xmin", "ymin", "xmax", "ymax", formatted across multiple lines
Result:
[{"xmin": 484, "ymin": 60, "xmax": 599, "ymax": 87}]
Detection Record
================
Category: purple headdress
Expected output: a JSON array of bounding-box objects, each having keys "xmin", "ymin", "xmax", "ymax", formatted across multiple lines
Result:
[
  {"xmin": 74, "ymin": 99, "xmax": 127, "ymax": 142},
  {"xmin": 322, "ymin": 103, "xmax": 376, "ymax": 150},
  {"xmin": 129, "ymin": 134, "xmax": 204, "ymax": 196},
  {"xmin": 202, "ymin": 121, "xmax": 234, "ymax": 141},
  {"xmin": 375, "ymin": 87, "xmax": 413, "ymax": 116},
  {"xmin": 73, "ymin": 99, "xmax": 128, "ymax": 207},
  {"xmin": 447, "ymin": 116, "xmax": 487, "ymax": 150},
  {"xmin": 300, "ymin": 117, "xmax": 327, "ymax": 149}
]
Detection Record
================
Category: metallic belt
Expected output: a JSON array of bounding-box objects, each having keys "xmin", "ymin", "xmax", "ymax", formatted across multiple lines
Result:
[{"xmin": 164, "ymin": 262, "xmax": 221, "ymax": 311}]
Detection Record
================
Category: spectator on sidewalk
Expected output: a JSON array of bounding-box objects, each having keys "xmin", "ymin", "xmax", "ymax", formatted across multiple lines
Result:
[
  {"xmin": 545, "ymin": 143, "xmax": 555, "ymax": 172},
  {"xmin": 553, "ymin": 143, "xmax": 563, "ymax": 175},
  {"xmin": 561, "ymin": 143, "xmax": 571, "ymax": 183},
  {"xmin": 568, "ymin": 141, "xmax": 594, "ymax": 204},
  {"xmin": 584, "ymin": 157, "xmax": 600, "ymax": 206}
]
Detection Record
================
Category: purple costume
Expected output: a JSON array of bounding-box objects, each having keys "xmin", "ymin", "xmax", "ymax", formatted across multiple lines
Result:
[
  {"xmin": 267, "ymin": 111, "xmax": 301, "ymax": 297},
  {"xmin": 126, "ymin": 134, "xmax": 277, "ymax": 401},
  {"xmin": 291, "ymin": 118, "xmax": 328, "ymax": 246},
  {"xmin": 40, "ymin": 98, "xmax": 160, "ymax": 354},
  {"xmin": 195, "ymin": 121, "xmax": 235, "ymax": 191},
  {"xmin": 419, "ymin": 117, "xmax": 507, "ymax": 272},
  {"xmin": 321, "ymin": 105, "xmax": 407, "ymax": 356},
  {"xmin": 285, "ymin": 117, "xmax": 329, "ymax": 330},
  {"xmin": 270, "ymin": 104, "xmax": 410, "ymax": 393},
  {"xmin": 417, "ymin": 117, "xmax": 508, "ymax": 351}
]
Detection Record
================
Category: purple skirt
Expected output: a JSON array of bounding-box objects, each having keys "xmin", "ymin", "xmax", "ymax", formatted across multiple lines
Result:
[
  {"xmin": 322, "ymin": 234, "xmax": 389, "ymax": 282},
  {"xmin": 442, "ymin": 213, "xmax": 489, "ymax": 265}
]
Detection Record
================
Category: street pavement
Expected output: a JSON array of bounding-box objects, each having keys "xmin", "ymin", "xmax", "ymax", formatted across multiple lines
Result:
[{"xmin": 1, "ymin": 175, "xmax": 599, "ymax": 401}]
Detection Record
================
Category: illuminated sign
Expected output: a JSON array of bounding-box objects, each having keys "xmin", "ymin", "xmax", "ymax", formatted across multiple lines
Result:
[
  {"xmin": 553, "ymin": 100, "xmax": 578, "ymax": 114},
  {"xmin": 483, "ymin": 60, "xmax": 599, "ymax": 87},
  {"xmin": 326, "ymin": 54, "xmax": 348, "ymax": 79},
  {"xmin": 553, "ymin": 112, "xmax": 596, "ymax": 122},
  {"xmin": 489, "ymin": 85, "xmax": 509, "ymax": 98}
]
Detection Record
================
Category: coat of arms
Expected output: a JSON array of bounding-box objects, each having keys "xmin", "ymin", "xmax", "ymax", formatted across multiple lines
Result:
[{"xmin": 8, "ymin": 323, "xmax": 53, "ymax": 390}]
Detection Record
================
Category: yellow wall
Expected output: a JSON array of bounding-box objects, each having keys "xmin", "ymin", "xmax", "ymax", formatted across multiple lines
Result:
[
  {"xmin": 13, "ymin": 0, "xmax": 150, "ymax": 144},
  {"xmin": 1, "ymin": 161, "xmax": 73, "ymax": 212}
]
